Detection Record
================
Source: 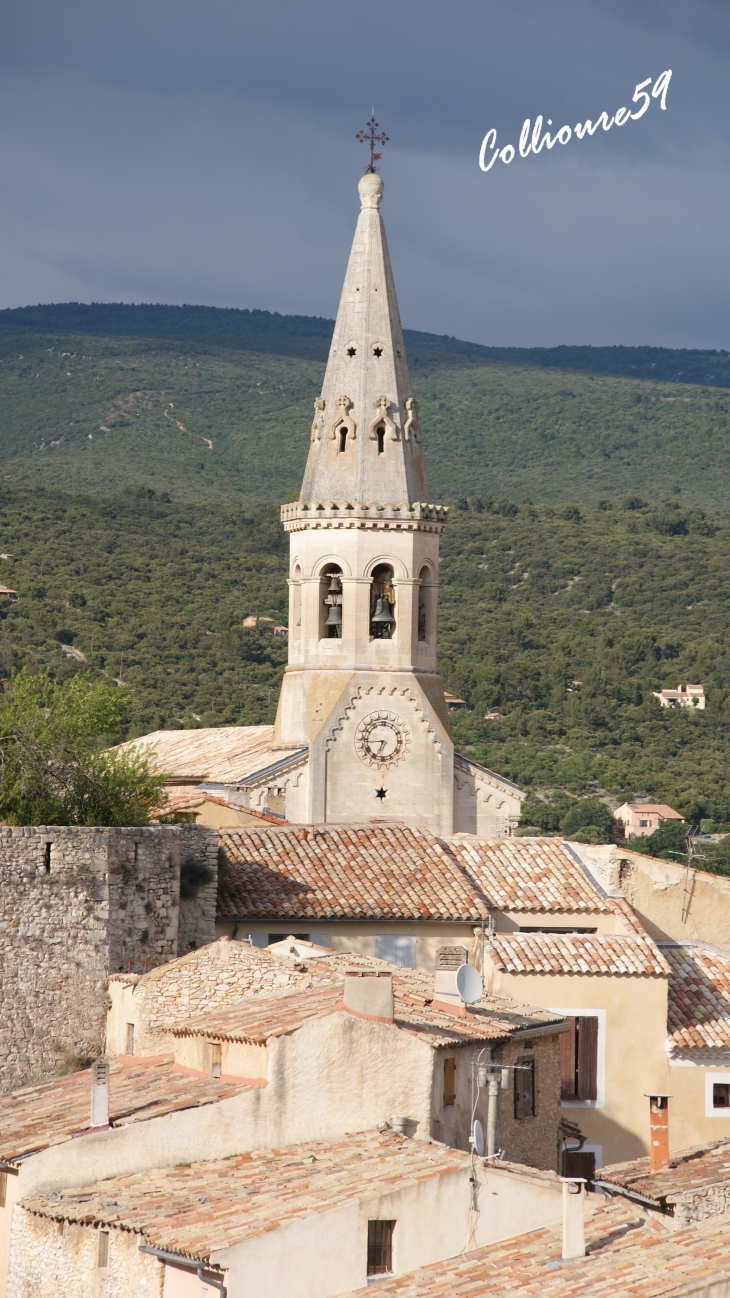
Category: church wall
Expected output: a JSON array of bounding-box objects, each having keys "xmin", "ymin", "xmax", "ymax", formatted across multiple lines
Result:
[{"xmin": 452, "ymin": 762, "xmax": 523, "ymax": 837}]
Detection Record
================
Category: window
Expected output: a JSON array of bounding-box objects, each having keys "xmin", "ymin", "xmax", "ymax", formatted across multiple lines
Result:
[
  {"xmin": 211, "ymin": 1043, "xmax": 222, "ymax": 1079},
  {"xmin": 417, "ymin": 566, "xmax": 432, "ymax": 643},
  {"xmin": 367, "ymin": 1220, "xmax": 395, "ymax": 1276},
  {"xmin": 268, "ymin": 932, "xmax": 309, "ymax": 945},
  {"xmin": 640, "ymin": 820, "xmax": 649, "ymax": 828},
  {"xmin": 560, "ymin": 1017, "xmax": 598, "ymax": 1102},
  {"xmin": 375, "ymin": 935, "xmax": 416, "ymax": 967},
  {"xmin": 562, "ymin": 1149, "xmax": 596, "ymax": 1190},
  {"xmin": 44, "ymin": 842, "xmax": 51, "ymax": 873},
  {"xmin": 714, "ymin": 1083, "xmax": 730, "ymax": 1109},
  {"xmin": 338, "ymin": 426, "xmax": 348, "ymax": 454},
  {"xmin": 443, "ymin": 1057, "xmax": 456, "ymax": 1108},
  {"xmin": 125, "ymin": 1023, "xmax": 135, "ymax": 1056},
  {"xmin": 98, "ymin": 1231, "xmax": 109, "ymax": 1268},
  {"xmin": 376, "ymin": 426, "xmax": 385, "ymax": 455},
  {"xmin": 514, "ymin": 1059, "xmax": 535, "ymax": 1119}
]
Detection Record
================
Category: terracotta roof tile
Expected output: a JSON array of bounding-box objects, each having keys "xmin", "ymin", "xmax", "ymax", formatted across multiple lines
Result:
[
  {"xmin": 665, "ymin": 944, "xmax": 730, "ymax": 1051},
  {"xmin": 169, "ymin": 968, "xmax": 567, "ymax": 1050},
  {"xmin": 217, "ymin": 827, "xmax": 608, "ymax": 923},
  {"xmin": 0, "ymin": 1057, "xmax": 259, "ymax": 1163},
  {"xmin": 487, "ymin": 915, "xmax": 669, "ymax": 979},
  {"xmin": 600, "ymin": 1137, "xmax": 730, "ymax": 1204},
  {"xmin": 335, "ymin": 1197, "xmax": 730, "ymax": 1298},
  {"xmin": 22, "ymin": 1130, "xmax": 470, "ymax": 1260}
]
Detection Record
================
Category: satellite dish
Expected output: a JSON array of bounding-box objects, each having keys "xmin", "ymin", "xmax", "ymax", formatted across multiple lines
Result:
[
  {"xmin": 471, "ymin": 1119, "xmax": 486, "ymax": 1157},
  {"xmin": 456, "ymin": 963, "xmax": 483, "ymax": 1005}
]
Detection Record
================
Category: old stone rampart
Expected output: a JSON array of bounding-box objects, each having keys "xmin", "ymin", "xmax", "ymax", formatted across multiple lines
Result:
[{"xmin": 0, "ymin": 824, "xmax": 218, "ymax": 1094}]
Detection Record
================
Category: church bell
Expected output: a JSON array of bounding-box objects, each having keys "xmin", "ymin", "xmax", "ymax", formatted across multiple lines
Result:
[
  {"xmin": 371, "ymin": 596, "xmax": 395, "ymax": 625},
  {"xmin": 325, "ymin": 603, "xmax": 342, "ymax": 626}
]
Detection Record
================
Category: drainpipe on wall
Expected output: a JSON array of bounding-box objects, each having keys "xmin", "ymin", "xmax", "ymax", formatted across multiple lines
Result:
[
  {"xmin": 138, "ymin": 1244, "xmax": 226, "ymax": 1297},
  {"xmin": 486, "ymin": 1075, "xmax": 499, "ymax": 1157}
]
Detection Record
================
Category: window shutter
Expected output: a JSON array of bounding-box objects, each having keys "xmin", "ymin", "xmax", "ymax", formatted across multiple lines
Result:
[
  {"xmin": 560, "ymin": 1019, "xmax": 576, "ymax": 1099},
  {"xmin": 562, "ymin": 1150, "xmax": 595, "ymax": 1190},
  {"xmin": 443, "ymin": 1057, "xmax": 456, "ymax": 1107},
  {"xmin": 576, "ymin": 1016, "xmax": 598, "ymax": 1101}
]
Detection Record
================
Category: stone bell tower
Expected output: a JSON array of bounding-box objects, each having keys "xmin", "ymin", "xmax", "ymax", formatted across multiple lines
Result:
[{"xmin": 273, "ymin": 168, "xmax": 454, "ymax": 833}]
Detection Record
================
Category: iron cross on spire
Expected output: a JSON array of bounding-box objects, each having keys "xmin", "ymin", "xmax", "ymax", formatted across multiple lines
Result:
[{"xmin": 356, "ymin": 116, "xmax": 389, "ymax": 173}]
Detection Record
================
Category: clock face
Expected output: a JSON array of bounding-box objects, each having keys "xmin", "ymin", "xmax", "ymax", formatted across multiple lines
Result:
[{"xmin": 355, "ymin": 711, "xmax": 411, "ymax": 769}]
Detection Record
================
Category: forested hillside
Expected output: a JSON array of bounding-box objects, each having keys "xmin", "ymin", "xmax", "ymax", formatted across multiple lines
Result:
[
  {"xmin": 0, "ymin": 303, "xmax": 729, "ymax": 505},
  {"xmin": 0, "ymin": 483, "xmax": 728, "ymax": 822}
]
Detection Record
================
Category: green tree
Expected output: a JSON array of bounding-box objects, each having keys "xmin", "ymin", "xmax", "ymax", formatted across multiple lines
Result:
[
  {"xmin": 629, "ymin": 819, "xmax": 688, "ymax": 860},
  {"xmin": 560, "ymin": 797, "xmax": 613, "ymax": 842},
  {"xmin": 0, "ymin": 669, "xmax": 166, "ymax": 826}
]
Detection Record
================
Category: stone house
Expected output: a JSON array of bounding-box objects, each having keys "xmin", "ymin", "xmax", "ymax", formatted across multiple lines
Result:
[
  {"xmin": 653, "ymin": 683, "xmax": 705, "ymax": 710},
  {"xmin": 331, "ymin": 1192, "xmax": 730, "ymax": 1298},
  {"xmin": 612, "ymin": 801, "xmax": 684, "ymax": 841},
  {"xmin": 600, "ymin": 1135, "xmax": 730, "ymax": 1227},
  {"xmin": 8, "ymin": 1134, "xmax": 569, "ymax": 1298}
]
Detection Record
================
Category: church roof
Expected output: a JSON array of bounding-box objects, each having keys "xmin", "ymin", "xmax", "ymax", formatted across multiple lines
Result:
[
  {"xmin": 298, "ymin": 171, "xmax": 431, "ymax": 509},
  {"xmin": 117, "ymin": 725, "xmax": 300, "ymax": 786},
  {"xmin": 217, "ymin": 825, "xmax": 611, "ymax": 923}
]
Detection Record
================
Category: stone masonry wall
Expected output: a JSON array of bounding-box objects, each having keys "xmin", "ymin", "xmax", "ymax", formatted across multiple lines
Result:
[
  {"xmin": 0, "ymin": 824, "xmax": 218, "ymax": 1094},
  {"xmin": 176, "ymin": 823, "xmax": 220, "ymax": 955},
  {"xmin": 7, "ymin": 1208, "xmax": 163, "ymax": 1298},
  {"xmin": 114, "ymin": 937, "xmax": 335, "ymax": 1056}
]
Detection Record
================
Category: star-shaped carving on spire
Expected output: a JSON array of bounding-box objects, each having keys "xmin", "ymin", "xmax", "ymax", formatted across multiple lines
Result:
[{"xmin": 356, "ymin": 117, "xmax": 389, "ymax": 174}]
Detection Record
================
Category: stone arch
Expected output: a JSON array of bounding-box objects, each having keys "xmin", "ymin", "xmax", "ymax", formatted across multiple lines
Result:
[
  {"xmin": 312, "ymin": 555, "xmax": 352, "ymax": 578},
  {"xmin": 363, "ymin": 555, "xmax": 408, "ymax": 581}
]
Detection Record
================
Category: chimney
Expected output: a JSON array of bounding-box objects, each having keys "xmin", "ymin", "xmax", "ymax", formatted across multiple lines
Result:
[
  {"xmin": 561, "ymin": 1179, "xmax": 586, "ymax": 1261},
  {"xmin": 647, "ymin": 1094, "xmax": 671, "ymax": 1172},
  {"xmin": 90, "ymin": 1058, "xmax": 110, "ymax": 1129},
  {"xmin": 432, "ymin": 969, "xmax": 470, "ymax": 1016},
  {"xmin": 343, "ymin": 970, "xmax": 394, "ymax": 1023}
]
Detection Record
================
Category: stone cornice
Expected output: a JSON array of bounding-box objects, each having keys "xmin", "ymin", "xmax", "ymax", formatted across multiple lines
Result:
[{"xmin": 281, "ymin": 500, "xmax": 449, "ymax": 534}]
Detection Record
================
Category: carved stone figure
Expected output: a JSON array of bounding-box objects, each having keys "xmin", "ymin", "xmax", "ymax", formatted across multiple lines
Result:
[
  {"xmin": 310, "ymin": 396, "xmax": 325, "ymax": 443},
  {"xmin": 403, "ymin": 397, "xmax": 421, "ymax": 444}
]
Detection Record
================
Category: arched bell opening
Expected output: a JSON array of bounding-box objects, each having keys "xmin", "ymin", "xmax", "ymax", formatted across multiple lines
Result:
[
  {"xmin": 370, "ymin": 564, "xmax": 396, "ymax": 640},
  {"xmin": 320, "ymin": 564, "xmax": 343, "ymax": 639},
  {"xmin": 417, "ymin": 564, "xmax": 432, "ymax": 643}
]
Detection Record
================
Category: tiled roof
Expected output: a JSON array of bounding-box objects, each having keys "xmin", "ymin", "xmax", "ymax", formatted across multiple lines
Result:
[
  {"xmin": 665, "ymin": 944, "xmax": 730, "ymax": 1051},
  {"xmin": 22, "ymin": 1130, "xmax": 470, "ymax": 1261},
  {"xmin": 217, "ymin": 826, "xmax": 609, "ymax": 923},
  {"xmin": 600, "ymin": 1137, "xmax": 730, "ymax": 1205},
  {"xmin": 0, "ymin": 1057, "xmax": 259, "ymax": 1163},
  {"xmin": 487, "ymin": 921, "xmax": 668, "ymax": 979},
  {"xmin": 117, "ymin": 725, "xmax": 299, "ymax": 785},
  {"xmin": 335, "ymin": 1197, "xmax": 730, "ymax": 1298},
  {"xmin": 170, "ymin": 970, "xmax": 567, "ymax": 1050},
  {"xmin": 446, "ymin": 837, "xmax": 607, "ymax": 913}
]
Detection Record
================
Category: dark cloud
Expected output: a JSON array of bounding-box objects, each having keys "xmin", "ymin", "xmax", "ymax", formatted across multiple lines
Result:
[{"xmin": 0, "ymin": 1, "xmax": 727, "ymax": 346}]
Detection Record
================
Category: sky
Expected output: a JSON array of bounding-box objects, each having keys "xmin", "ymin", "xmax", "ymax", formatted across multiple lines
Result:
[{"xmin": 0, "ymin": 1, "xmax": 728, "ymax": 349}]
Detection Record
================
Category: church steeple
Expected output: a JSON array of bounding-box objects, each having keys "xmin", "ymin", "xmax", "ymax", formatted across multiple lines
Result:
[
  {"xmin": 273, "ymin": 166, "xmax": 454, "ymax": 835},
  {"xmin": 300, "ymin": 171, "xmax": 430, "ymax": 509}
]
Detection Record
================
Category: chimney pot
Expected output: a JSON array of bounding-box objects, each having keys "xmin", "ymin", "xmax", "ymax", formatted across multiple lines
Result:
[
  {"xmin": 561, "ymin": 1179, "xmax": 586, "ymax": 1260},
  {"xmin": 343, "ymin": 970, "xmax": 394, "ymax": 1022},
  {"xmin": 646, "ymin": 1093, "xmax": 671, "ymax": 1172},
  {"xmin": 90, "ymin": 1058, "xmax": 110, "ymax": 1129}
]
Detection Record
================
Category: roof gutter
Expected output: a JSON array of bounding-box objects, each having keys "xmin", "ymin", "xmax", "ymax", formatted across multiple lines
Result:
[
  {"xmin": 138, "ymin": 1244, "xmax": 227, "ymax": 1296},
  {"xmin": 593, "ymin": 1179, "xmax": 668, "ymax": 1213},
  {"xmin": 511, "ymin": 1019, "xmax": 573, "ymax": 1040}
]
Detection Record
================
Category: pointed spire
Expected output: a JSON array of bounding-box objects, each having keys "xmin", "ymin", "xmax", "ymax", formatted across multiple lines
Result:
[{"xmin": 299, "ymin": 173, "xmax": 431, "ymax": 508}]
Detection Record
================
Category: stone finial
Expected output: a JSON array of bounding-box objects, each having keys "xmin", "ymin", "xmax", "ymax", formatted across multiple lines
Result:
[
  {"xmin": 310, "ymin": 396, "xmax": 325, "ymax": 443},
  {"xmin": 403, "ymin": 397, "xmax": 421, "ymax": 444},
  {"xmin": 358, "ymin": 172, "xmax": 384, "ymax": 210}
]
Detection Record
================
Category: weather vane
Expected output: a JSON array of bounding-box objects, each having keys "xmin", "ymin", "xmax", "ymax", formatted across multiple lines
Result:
[{"xmin": 356, "ymin": 116, "xmax": 389, "ymax": 173}]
